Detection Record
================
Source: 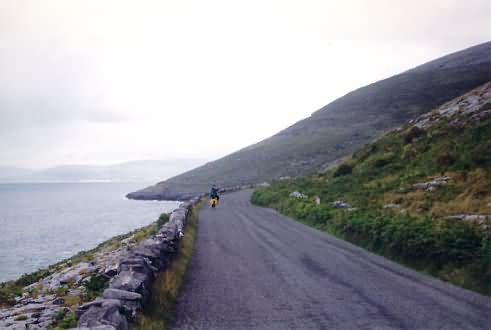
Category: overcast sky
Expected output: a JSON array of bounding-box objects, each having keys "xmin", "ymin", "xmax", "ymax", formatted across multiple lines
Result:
[{"xmin": 1, "ymin": 0, "xmax": 490, "ymax": 169}]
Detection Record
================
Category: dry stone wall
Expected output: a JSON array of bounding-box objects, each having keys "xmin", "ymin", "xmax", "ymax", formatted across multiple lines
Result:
[{"xmin": 73, "ymin": 197, "xmax": 201, "ymax": 330}]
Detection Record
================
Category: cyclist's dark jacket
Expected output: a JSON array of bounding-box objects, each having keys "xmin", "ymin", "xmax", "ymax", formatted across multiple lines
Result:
[{"xmin": 210, "ymin": 187, "xmax": 219, "ymax": 198}]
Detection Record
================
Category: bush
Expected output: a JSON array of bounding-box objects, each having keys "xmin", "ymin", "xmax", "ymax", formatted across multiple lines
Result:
[
  {"xmin": 55, "ymin": 286, "xmax": 68, "ymax": 297},
  {"xmin": 372, "ymin": 153, "xmax": 395, "ymax": 168},
  {"xmin": 334, "ymin": 164, "xmax": 353, "ymax": 177},
  {"xmin": 0, "ymin": 282, "xmax": 22, "ymax": 306},
  {"xmin": 15, "ymin": 268, "xmax": 50, "ymax": 287},
  {"xmin": 354, "ymin": 145, "xmax": 377, "ymax": 162},
  {"xmin": 251, "ymin": 188, "xmax": 282, "ymax": 206},
  {"xmin": 436, "ymin": 152, "xmax": 455, "ymax": 167},
  {"xmin": 334, "ymin": 212, "xmax": 487, "ymax": 267},
  {"xmin": 83, "ymin": 274, "xmax": 109, "ymax": 301},
  {"xmin": 49, "ymin": 311, "xmax": 78, "ymax": 329},
  {"xmin": 60, "ymin": 313, "xmax": 78, "ymax": 328},
  {"xmin": 157, "ymin": 213, "xmax": 170, "ymax": 227},
  {"xmin": 404, "ymin": 126, "xmax": 424, "ymax": 144}
]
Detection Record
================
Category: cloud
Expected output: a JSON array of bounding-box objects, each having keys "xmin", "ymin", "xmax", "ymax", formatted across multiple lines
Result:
[
  {"xmin": 0, "ymin": 0, "xmax": 490, "ymax": 168},
  {"xmin": 0, "ymin": 49, "xmax": 127, "ymax": 128}
]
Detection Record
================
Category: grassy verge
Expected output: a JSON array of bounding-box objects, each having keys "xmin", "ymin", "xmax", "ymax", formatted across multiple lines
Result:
[
  {"xmin": 131, "ymin": 200, "xmax": 203, "ymax": 330},
  {"xmin": 0, "ymin": 213, "xmax": 171, "ymax": 308},
  {"xmin": 253, "ymin": 187, "xmax": 491, "ymax": 295},
  {"xmin": 251, "ymin": 109, "xmax": 491, "ymax": 295}
]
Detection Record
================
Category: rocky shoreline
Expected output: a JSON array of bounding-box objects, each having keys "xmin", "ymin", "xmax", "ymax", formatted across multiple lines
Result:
[
  {"xmin": 0, "ymin": 197, "xmax": 201, "ymax": 329},
  {"xmin": 126, "ymin": 189, "xmax": 198, "ymax": 202},
  {"xmin": 127, "ymin": 184, "xmax": 256, "ymax": 201}
]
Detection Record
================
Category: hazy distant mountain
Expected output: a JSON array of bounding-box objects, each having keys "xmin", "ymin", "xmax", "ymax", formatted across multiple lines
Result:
[
  {"xmin": 0, "ymin": 166, "xmax": 36, "ymax": 182},
  {"xmin": 128, "ymin": 41, "xmax": 491, "ymax": 200},
  {"xmin": 0, "ymin": 159, "xmax": 207, "ymax": 183}
]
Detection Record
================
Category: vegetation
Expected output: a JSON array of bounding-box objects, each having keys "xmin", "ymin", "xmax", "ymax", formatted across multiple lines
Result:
[
  {"xmin": 13, "ymin": 314, "xmax": 28, "ymax": 321},
  {"xmin": 132, "ymin": 42, "xmax": 491, "ymax": 199},
  {"xmin": 47, "ymin": 311, "xmax": 78, "ymax": 330},
  {"xmin": 131, "ymin": 201, "xmax": 202, "ymax": 330},
  {"xmin": 333, "ymin": 164, "xmax": 352, "ymax": 177},
  {"xmin": 83, "ymin": 274, "xmax": 110, "ymax": 301},
  {"xmin": 0, "ymin": 282, "xmax": 22, "ymax": 307},
  {"xmin": 0, "ymin": 212, "xmax": 172, "ymax": 307},
  {"xmin": 252, "ymin": 88, "xmax": 491, "ymax": 295}
]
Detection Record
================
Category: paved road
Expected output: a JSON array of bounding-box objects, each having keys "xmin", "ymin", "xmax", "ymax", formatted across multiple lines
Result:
[{"xmin": 171, "ymin": 190, "xmax": 491, "ymax": 330}]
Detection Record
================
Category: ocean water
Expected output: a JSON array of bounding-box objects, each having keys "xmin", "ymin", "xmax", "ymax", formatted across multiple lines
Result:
[{"xmin": 0, "ymin": 182, "xmax": 181, "ymax": 282}]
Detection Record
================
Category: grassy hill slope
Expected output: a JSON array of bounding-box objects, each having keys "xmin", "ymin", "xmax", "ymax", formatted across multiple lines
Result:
[
  {"xmin": 252, "ymin": 81, "xmax": 491, "ymax": 295},
  {"xmin": 129, "ymin": 41, "xmax": 491, "ymax": 200}
]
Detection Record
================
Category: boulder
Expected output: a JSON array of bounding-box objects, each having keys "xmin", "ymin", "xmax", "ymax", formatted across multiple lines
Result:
[
  {"xmin": 118, "ymin": 254, "xmax": 158, "ymax": 275},
  {"xmin": 290, "ymin": 191, "xmax": 307, "ymax": 199},
  {"xmin": 110, "ymin": 270, "xmax": 151, "ymax": 305},
  {"xmin": 384, "ymin": 203, "xmax": 402, "ymax": 209},
  {"xmin": 132, "ymin": 241, "xmax": 165, "ymax": 267},
  {"xmin": 446, "ymin": 214, "xmax": 490, "ymax": 224},
  {"xmin": 104, "ymin": 264, "xmax": 119, "ymax": 277},
  {"xmin": 13, "ymin": 303, "xmax": 50, "ymax": 314},
  {"xmin": 74, "ymin": 326, "xmax": 117, "ymax": 330},
  {"xmin": 470, "ymin": 109, "xmax": 491, "ymax": 122},
  {"xmin": 333, "ymin": 201, "xmax": 352, "ymax": 209},
  {"xmin": 78, "ymin": 299, "xmax": 127, "ymax": 330},
  {"xmin": 103, "ymin": 289, "xmax": 142, "ymax": 321},
  {"xmin": 102, "ymin": 289, "xmax": 142, "ymax": 301},
  {"xmin": 412, "ymin": 177, "xmax": 450, "ymax": 191}
]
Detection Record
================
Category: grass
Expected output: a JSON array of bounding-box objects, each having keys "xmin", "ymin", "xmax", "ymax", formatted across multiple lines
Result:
[
  {"xmin": 138, "ymin": 54, "xmax": 491, "ymax": 203},
  {"xmin": 131, "ymin": 201, "xmax": 202, "ymax": 330},
  {"xmin": 47, "ymin": 311, "xmax": 78, "ymax": 330},
  {"xmin": 251, "ymin": 95, "xmax": 491, "ymax": 295},
  {"xmin": 82, "ymin": 274, "xmax": 110, "ymax": 302},
  {"xmin": 13, "ymin": 314, "xmax": 28, "ymax": 321}
]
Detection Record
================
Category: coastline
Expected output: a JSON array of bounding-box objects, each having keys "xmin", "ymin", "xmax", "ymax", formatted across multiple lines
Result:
[{"xmin": 0, "ymin": 196, "xmax": 201, "ymax": 329}]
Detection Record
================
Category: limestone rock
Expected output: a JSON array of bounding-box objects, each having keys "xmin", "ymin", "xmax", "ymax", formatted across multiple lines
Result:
[
  {"xmin": 0, "ymin": 197, "xmax": 199, "ymax": 329},
  {"xmin": 290, "ymin": 191, "xmax": 307, "ymax": 198},
  {"xmin": 446, "ymin": 214, "xmax": 490, "ymax": 223},
  {"xmin": 78, "ymin": 299, "xmax": 127, "ymax": 330},
  {"xmin": 102, "ymin": 289, "xmax": 142, "ymax": 321},
  {"xmin": 412, "ymin": 177, "xmax": 450, "ymax": 191},
  {"xmin": 333, "ymin": 201, "xmax": 352, "ymax": 209}
]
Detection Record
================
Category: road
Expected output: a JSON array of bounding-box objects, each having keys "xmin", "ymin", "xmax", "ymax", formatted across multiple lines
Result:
[{"xmin": 171, "ymin": 190, "xmax": 491, "ymax": 329}]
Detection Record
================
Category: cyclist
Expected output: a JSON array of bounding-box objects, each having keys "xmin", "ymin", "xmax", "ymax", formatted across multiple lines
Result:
[{"xmin": 209, "ymin": 185, "xmax": 220, "ymax": 202}]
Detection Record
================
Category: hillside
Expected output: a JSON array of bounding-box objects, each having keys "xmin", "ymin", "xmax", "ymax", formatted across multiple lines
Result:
[
  {"xmin": 252, "ymin": 81, "xmax": 491, "ymax": 294},
  {"xmin": 128, "ymin": 41, "xmax": 491, "ymax": 200}
]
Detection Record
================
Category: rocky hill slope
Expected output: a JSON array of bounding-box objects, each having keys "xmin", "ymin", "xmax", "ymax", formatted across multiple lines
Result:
[
  {"xmin": 129, "ymin": 41, "xmax": 491, "ymax": 200},
  {"xmin": 252, "ymin": 81, "xmax": 491, "ymax": 294}
]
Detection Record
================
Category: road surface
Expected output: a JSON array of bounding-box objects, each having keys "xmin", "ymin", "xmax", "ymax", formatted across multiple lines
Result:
[{"xmin": 171, "ymin": 190, "xmax": 491, "ymax": 329}]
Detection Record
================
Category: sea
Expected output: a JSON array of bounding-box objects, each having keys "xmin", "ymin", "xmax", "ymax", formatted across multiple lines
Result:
[{"xmin": 0, "ymin": 182, "xmax": 181, "ymax": 282}]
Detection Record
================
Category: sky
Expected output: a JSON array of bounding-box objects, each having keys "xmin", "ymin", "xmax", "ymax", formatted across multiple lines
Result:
[{"xmin": 1, "ymin": 0, "xmax": 490, "ymax": 169}]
